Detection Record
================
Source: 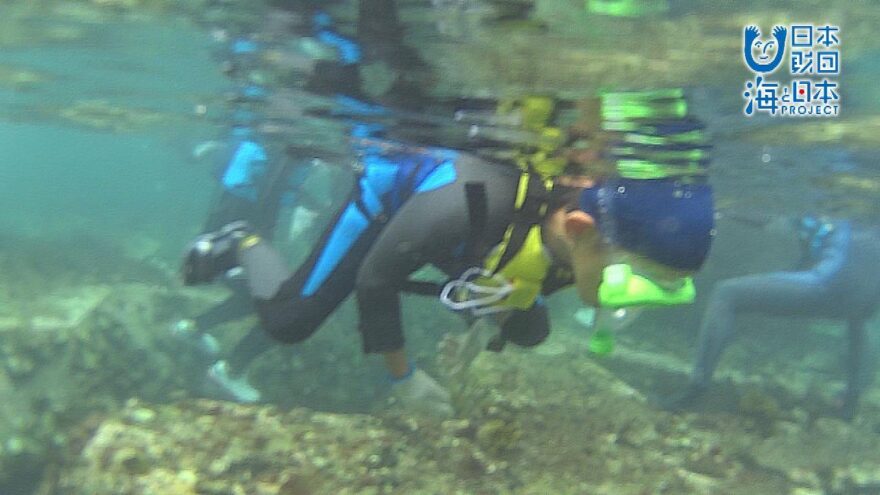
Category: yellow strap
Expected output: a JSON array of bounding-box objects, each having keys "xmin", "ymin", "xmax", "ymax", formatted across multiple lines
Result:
[
  {"xmin": 480, "ymin": 173, "xmax": 554, "ymax": 310},
  {"xmin": 514, "ymin": 171, "xmax": 530, "ymax": 209},
  {"xmin": 239, "ymin": 234, "xmax": 262, "ymax": 251}
]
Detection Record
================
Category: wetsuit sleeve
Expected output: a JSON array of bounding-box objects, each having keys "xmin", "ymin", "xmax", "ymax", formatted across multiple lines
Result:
[{"xmin": 354, "ymin": 181, "xmax": 471, "ymax": 354}]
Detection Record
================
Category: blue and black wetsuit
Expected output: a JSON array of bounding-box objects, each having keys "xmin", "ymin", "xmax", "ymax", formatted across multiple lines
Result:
[
  {"xmin": 193, "ymin": 125, "xmax": 323, "ymax": 363},
  {"xmin": 238, "ymin": 149, "xmax": 562, "ymax": 354},
  {"xmin": 687, "ymin": 218, "xmax": 880, "ymax": 418},
  {"xmin": 190, "ymin": 5, "xmax": 420, "ymax": 370}
]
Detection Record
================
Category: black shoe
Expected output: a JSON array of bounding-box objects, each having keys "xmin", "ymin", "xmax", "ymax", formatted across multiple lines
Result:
[{"xmin": 181, "ymin": 221, "xmax": 252, "ymax": 285}]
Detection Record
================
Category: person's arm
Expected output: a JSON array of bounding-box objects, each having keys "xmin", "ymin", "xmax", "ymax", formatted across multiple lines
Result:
[{"xmin": 812, "ymin": 221, "xmax": 851, "ymax": 284}]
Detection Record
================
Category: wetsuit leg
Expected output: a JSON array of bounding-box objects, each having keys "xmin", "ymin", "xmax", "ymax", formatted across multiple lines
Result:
[
  {"xmin": 192, "ymin": 160, "xmax": 303, "ymax": 361},
  {"xmin": 841, "ymin": 319, "xmax": 867, "ymax": 420},
  {"xmin": 691, "ymin": 270, "xmax": 834, "ymax": 387},
  {"xmin": 227, "ymin": 324, "xmax": 278, "ymax": 372},
  {"xmin": 192, "ymin": 277, "xmax": 253, "ymax": 330},
  {"xmin": 240, "ymin": 187, "xmax": 389, "ymax": 344}
]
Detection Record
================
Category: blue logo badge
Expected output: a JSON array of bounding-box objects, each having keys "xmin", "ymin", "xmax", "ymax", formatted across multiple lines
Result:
[
  {"xmin": 743, "ymin": 25, "xmax": 787, "ymax": 73},
  {"xmin": 742, "ymin": 24, "xmax": 841, "ymax": 118}
]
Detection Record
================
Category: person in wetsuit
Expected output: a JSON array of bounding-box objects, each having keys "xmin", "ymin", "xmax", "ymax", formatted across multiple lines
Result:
[
  {"xmin": 173, "ymin": 2, "xmax": 422, "ymax": 402},
  {"xmin": 180, "ymin": 89, "xmax": 717, "ymax": 416},
  {"xmin": 665, "ymin": 215, "xmax": 880, "ymax": 420},
  {"xmin": 176, "ymin": 2, "xmax": 561, "ymax": 402},
  {"xmin": 173, "ymin": 115, "xmax": 338, "ymax": 403}
]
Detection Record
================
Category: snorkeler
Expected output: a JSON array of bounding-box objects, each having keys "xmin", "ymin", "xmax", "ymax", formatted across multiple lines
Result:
[
  {"xmin": 172, "ymin": 4, "xmax": 377, "ymax": 403},
  {"xmin": 664, "ymin": 214, "xmax": 880, "ymax": 420},
  {"xmin": 177, "ymin": 4, "xmax": 572, "ymax": 403},
  {"xmin": 174, "ymin": 109, "xmax": 342, "ymax": 402},
  {"xmin": 180, "ymin": 90, "xmax": 716, "ymax": 416}
]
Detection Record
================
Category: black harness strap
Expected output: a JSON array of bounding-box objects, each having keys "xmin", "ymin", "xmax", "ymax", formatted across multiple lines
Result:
[{"xmin": 464, "ymin": 181, "xmax": 490, "ymax": 263}]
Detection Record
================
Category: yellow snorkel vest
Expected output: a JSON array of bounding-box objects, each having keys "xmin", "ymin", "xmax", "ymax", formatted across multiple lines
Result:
[
  {"xmin": 453, "ymin": 96, "xmax": 569, "ymax": 312},
  {"xmin": 477, "ymin": 172, "xmax": 554, "ymax": 311}
]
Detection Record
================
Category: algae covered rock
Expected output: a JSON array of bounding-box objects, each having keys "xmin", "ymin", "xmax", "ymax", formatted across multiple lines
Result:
[
  {"xmin": 0, "ymin": 279, "xmax": 211, "ymax": 494},
  {"xmin": 58, "ymin": 99, "xmax": 170, "ymax": 132},
  {"xmin": 53, "ymin": 399, "xmax": 514, "ymax": 494}
]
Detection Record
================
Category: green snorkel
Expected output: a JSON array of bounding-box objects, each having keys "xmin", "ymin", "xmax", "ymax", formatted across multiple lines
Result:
[
  {"xmin": 599, "ymin": 264, "xmax": 696, "ymax": 308},
  {"xmin": 574, "ymin": 88, "xmax": 714, "ymax": 355},
  {"xmin": 584, "ymin": 265, "xmax": 695, "ymax": 356}
]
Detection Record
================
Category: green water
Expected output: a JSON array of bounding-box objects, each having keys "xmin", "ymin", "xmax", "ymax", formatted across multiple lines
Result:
[
  {"xmin": 2, "ymin": 1, "xmax": 880, "ymax": 494},
  {"xmin": 0, "ymin": 14, "xmax": 223, "ymax": 254}
]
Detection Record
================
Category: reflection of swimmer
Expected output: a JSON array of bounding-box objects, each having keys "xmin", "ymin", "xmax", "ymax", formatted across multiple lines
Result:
[{"xmin": 743, "ymin": 25, "xmax": 787, "ymax": 73}]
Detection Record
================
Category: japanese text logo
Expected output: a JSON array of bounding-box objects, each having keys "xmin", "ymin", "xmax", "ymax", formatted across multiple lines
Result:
[{"xmin": 742, "ymin": 24, "xmax": 840, "ymax": 117}]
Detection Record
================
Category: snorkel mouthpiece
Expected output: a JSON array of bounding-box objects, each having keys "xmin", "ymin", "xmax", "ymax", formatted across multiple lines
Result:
[{"xmin": 598, "ymin": 264, "xmax": 695, "ymax": 308}]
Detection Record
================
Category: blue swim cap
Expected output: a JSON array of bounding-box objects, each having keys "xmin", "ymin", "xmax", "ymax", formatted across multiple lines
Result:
[{"xmin": 580, "ymin": 179, "xmax": 715, "ymax": 271}]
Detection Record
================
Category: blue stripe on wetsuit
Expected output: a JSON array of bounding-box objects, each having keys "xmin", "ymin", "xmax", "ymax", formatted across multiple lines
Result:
[
  {"xmin": 300, "ymin": 149, "xmax": 458, "ymax": 297},
  {"xmin": 302, "ymin": 204, "xmax": 370, "ymax": 296},
  {"xmin": 242, "ymin": 85, "xmax": 268, "ymax": 101},
  {"xmin": 313, "ymin": 12, "xmax": 333, "ymax": 29},
  {"xmin": 222, "ymin": 141, "xmax": 267, "ymax": 201},
  {"xmin": 416, "ymin": 159, "xmax": 456, "ymax": 193},
  {"xmin": 310, "ymin": 11, "xmax": 360, "ymax": 65},
  {"xmin": 316, "ymin": 30, "xmax": 361, "ymax": 64}
]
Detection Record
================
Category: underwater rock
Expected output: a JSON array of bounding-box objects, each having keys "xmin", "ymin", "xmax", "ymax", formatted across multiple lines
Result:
[
  {"xmin": 751, "ymin": 415, "xmax": 880, "ymax": 492},
  {"xmin": 53, "ymin": 400, "xmax": 495, "ymax": 494},
  {"xmin": 737, "ymin": 387, "xmax": 782, "ymax": 422},
  {"xmin": 89, "ymin": 0, "xmax": 206, "ymax": 14},
  {"xmin": 58, "ymin": 99, "xmax": 170, "ymax": 132},
  {"xmin": 33, "ymin": 324, "xmax": 880, "ymax": 494},
  {"xmin": 475, "ymin": 418, "xmax": 522, "ymax": 455},
  {"xmin": 0, "ymin": 279, "xmax": 218, "ymax": 493},
  {"xmin": 0, "ymin": 65, "xmax": 49, "ymax": 90},
  {"xmin": 734, "ymin": 117, "xmax": 880, "ymax": 148}
]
